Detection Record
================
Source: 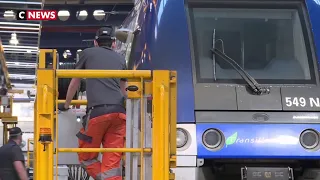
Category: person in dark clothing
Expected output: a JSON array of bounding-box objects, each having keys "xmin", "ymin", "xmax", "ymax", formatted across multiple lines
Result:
[
  {"xmin": 59, "ymin": 26, "xmax": 127, "ymax": 180},
  {"xmin": 0, "ymin": 127, "xmax": 28, "ymax": 180}
]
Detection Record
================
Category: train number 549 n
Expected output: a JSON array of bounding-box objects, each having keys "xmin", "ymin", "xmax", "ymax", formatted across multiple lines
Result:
[{"xmin": 285, "ymin": 97, "xmax": 320, "ymax": 107}]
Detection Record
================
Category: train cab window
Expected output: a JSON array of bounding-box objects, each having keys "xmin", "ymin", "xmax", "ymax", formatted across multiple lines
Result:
[{"xmin": 188, "ymin": 6, "xmax": 316, "ymax": 84}]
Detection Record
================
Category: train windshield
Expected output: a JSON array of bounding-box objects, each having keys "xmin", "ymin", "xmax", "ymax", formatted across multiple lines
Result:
[{"xmin": 188, "ymin": 7, "xmax": 316, "ymax": 84}]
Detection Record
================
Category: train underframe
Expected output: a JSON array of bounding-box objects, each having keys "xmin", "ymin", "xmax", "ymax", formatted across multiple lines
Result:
[{"xmin": 174, "ymin": 158, "xmax": 320, "ymax": 180}]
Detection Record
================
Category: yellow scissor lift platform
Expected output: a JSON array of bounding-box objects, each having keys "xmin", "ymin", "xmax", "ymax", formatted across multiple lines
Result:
[{"xmin": 34, "ymin": 49, "xmax": 177, "ymax": 180}]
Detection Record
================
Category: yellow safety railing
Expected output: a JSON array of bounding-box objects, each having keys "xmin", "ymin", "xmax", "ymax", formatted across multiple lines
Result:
[
  {"xmin": 34, "ymin": 49, "xmax": 177, "ymax": 180},
  {"xmin": 27, "ymin": 138, "xmax": 34, "ymax": 168}
]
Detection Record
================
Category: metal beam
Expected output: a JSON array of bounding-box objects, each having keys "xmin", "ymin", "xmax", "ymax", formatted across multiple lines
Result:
[
  {"xmin": 40, "ymin": 32, "xmax": 95, "ymax": 48},
  {"xmin": 13, "ymin": 98, "xmax": 34, "ymax": 103},
  {"xmin": 10, "ymin": 79, "xmax": 35, "ymax": 84},
  {"xmin": 0, "ymin": 5, "xmax": 42, "ymax": 10},
  {"xmin": 42, "ymin": 26, "xmax": 100, "ymax": 33}
]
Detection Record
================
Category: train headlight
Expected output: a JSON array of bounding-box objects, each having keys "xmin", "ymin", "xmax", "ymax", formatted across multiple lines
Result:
[
  {"xmin": 202, "ymin": 128, "xmax": 224, "ymax": 150},
  {"xmin": 177, "ymin": 128, "xmax": 188, "ymax": 148}
]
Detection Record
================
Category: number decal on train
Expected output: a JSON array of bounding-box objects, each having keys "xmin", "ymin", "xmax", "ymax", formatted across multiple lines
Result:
[{"xmin": 285, "ymin": 97, "xmax": 320, "ymax": 107}]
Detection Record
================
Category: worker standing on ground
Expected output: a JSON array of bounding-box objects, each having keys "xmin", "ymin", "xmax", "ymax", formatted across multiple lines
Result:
[
  {"xmin": 0, "ymin": 127, "xmax": 29, "ymax": 180},
  {"xmin": 59, "ymin": 26, "xmax": 127, "ymax": 180}
]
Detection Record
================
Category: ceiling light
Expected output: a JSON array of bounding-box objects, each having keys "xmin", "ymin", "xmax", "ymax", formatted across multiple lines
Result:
[
  {"xmin": 9, "ymin": 33, "xmax": 19, "ymax": 45},
  {"xmin": 9, "ymin": 39, "xmax": 19, "ymax": 45},
  {"xmin": 9, "ymin": 74, "xmax": 36, "ymax": 79},
  {"xmin": 4, "ymin": 10, "xmax": 14, "ymax": 17},
  {"xmin": 3, "ymin": 10, "xmax": 15, "ymax": 21},
  {"xmin": 58, "ymin": 10, "xmax": 70, "ymax": 21},
  {"xmin": 0, "ymin": 22, "xmax": 40, "ymax": 27},
  {"xmin": 7, "ymin": 62, "xmax": 36, "ymax": 68},
  {"xmin": 2, "ymin": 45, "xmax": 38, "ymax": 49},
  {"xmin": 4, "ymin": 51, "xmax": 37, "ymax": 55},
  {"xmin": 63, "ymin": 50, "xmax": 72, "ymax": 59},
  {"xmin": 0, "ymin": 1, "xmax": 42, "ymax": 5},
  {"xmin": 0, "ymin": 26, "xmax": 39, "ymax": 30},
  {"xmin": 0, "ymin": 31, "xmax": 39, "ymax": 34},
  {"xmin": 4, "ymin": 48, "xmax": 37, "ymax": 52},
  {"xmin": 93, "ymin": 10, "xmax": 105, "ymax": 21},
  {"xmin": 11, "ymin": 33, "xmax": 17, "ymax": 38},
  {"xmin": 76, "ymin": 10, "xmax": 88, "ymax": 21}
]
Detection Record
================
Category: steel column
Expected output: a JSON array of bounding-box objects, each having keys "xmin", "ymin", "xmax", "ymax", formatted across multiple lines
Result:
[
  {"xmin": 152, "ymin": 71, "xmax": 171, "ymax": 180},
  {"xmin": 34, "ymin": 49, "xmax": 57, "ymax": 180}
]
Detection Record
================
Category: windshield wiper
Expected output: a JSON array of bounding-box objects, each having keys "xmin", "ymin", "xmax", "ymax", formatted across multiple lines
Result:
[{"xmin": 211, "ymin": 48, "xmax": 270, "ymax": 95}]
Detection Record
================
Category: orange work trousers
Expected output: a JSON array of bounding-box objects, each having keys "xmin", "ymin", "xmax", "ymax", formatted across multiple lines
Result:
[{"xmin": 77, "ymin": 112, "xmax": 126, "ymax": 180}]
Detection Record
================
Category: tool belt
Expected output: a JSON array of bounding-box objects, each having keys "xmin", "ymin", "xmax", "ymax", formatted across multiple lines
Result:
[{"xmin": 81, "ymin": 104, "xmax": 126, "ymax": 129}]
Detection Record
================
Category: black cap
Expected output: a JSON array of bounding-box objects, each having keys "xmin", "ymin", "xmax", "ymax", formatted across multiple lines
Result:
[
  {"xmin": 9, "ymin": 127, "xmax": 23, "ymax": 137},
  {"xmin": 95, "ymin": 26, "xmax": 115, "ymax": 40}
]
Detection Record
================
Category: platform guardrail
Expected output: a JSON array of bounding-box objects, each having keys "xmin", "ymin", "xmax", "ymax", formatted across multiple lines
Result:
[{"xmin": 34, "ymin": 49, "xmax": 177, "ymax": 180}]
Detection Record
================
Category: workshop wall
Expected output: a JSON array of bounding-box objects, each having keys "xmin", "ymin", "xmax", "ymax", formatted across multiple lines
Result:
[{"xmin": 0, "ymin": 102, "xmax": 34, "ymax": 146}]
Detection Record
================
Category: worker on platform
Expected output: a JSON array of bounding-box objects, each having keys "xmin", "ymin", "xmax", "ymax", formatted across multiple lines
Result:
[
  {"xmin": 0, "ymin": 127, "xmax": 29, "ymax": 180},
  {"xmin": 58, "ymin": 26, "xmax": 127, "ymax": 180}
]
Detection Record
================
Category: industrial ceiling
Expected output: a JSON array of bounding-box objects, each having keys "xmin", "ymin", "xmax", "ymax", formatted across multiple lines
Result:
[
  {"xmin": 0, "ymin": 0, "xmax": 42, "ymax": 88},
  {"xmin": 0, "ymin": 0, "xmax": 133, "ymax": 89}
]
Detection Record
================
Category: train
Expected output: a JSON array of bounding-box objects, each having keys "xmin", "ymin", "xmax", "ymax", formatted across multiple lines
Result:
[{"xmin": 115, "ymin": 0, "xmax": 320, "ymax": 179}]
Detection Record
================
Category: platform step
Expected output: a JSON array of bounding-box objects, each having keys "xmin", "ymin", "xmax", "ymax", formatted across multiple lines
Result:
[{"xmin": 241, "ymin": 167, "xmax": 293, "ymax": 180}]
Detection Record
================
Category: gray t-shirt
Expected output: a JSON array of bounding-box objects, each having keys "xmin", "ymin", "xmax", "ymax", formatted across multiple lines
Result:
[{"xmin": 75, "ymin": 47, "xmax": 127, "ymax": 109}]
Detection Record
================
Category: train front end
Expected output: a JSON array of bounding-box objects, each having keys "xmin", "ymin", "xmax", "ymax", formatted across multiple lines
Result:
[
  {"xmin": 117, "ymin": 0, "xmax": 320, "ymax": 179},
  {"xmin": 169, "ymin": 0, "xmax": 320, "ymax": 179}
]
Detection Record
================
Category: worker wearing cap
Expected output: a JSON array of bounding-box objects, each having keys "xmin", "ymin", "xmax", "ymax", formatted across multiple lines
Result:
[
  {"xmin": 59, "ymin": 26, "xmax": 127, "ymax": 180},
  {"xmin": 0, "ymin": 127, "xmax": 29, "ymax": 180}
]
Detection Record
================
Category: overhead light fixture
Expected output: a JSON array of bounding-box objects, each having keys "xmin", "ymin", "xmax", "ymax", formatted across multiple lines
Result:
[
  {"xmin": 7, "ymin": 62, "xmax": 36, "ymax": 68},
  {"xmin": 2, "ymin": 45, "xmax": 38, "ymax": 49},
  {"xmin": 0, "ymin": 31, "xmax": 39, "ymax": 34},
  {"xmin": 4, "ymin": 48, "xmax": 37, "ymax": 52},
  {"xmin": 0, "ymin": 1, "xmax": 42, "ymax": 5},
  {"xmin": 9, "ymin": 33, "xmax": 19, "ymax": 45},
  {"xmin": 3, "ymin": 10, "xmax": 15, "ymax": 21},
  {"xmin": 77, "ymin": 49, "xmax": 82, "ymax": 52},
  {"xmin": 63, "ymin": 50, "xmax": 72, "ymax": 59},
  {"xmin": 93, "ymin": 10, "xmax": 105, "ymax": 21},
  {"xmin": 0, "ymin": 22, "xmax": 40, "ymax": 27},
  {"xmin": 0, "ymin": 26, "xmax": 39, "ymax": 30},
  {"xmin": 9, "ymin": 74, "xmax": 36, "ymax": 79},
  {"xmin": 4, "ymin": 51, "xmax": 38, "ymax": 54},
  {"xmin": 77, "ymin": 10, "xmax": 88, "ymax": 21},
  {"xmin": 58, "ymin": 10, "xmax": 70, "ymax": 21}
]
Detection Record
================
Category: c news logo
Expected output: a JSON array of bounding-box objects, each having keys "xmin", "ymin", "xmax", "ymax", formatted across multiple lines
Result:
[{"xmin": 16, "ymin": 10, "xmax": 27, "ymax": 20}]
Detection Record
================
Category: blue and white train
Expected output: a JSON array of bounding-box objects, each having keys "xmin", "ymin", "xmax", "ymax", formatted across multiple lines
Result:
[{"xmin": 116, "ymin": 0, "xmax": 320, "ymax": 179}]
